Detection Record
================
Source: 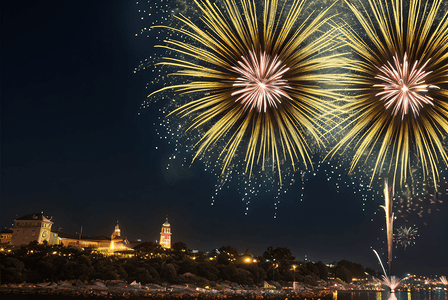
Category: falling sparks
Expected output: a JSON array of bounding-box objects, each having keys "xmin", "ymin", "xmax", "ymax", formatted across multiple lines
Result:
[
  {"xmin": 231, "ymin": 51, "xmax": 292, "ymax": 112},
  {"xmin": 374, "ymin": 53, "xmax": 438, "ymax": 119}
]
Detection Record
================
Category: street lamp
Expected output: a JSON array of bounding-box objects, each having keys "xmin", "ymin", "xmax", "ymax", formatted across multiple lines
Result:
[{"xmin": 292, "ymin": 265, "xmax": 297, "ymax": 290}]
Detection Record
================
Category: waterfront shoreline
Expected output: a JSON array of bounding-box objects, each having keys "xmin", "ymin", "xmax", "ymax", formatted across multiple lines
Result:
[{"xmin": 0, "ymin": 282, "xmax": 337, "ymax": 300}]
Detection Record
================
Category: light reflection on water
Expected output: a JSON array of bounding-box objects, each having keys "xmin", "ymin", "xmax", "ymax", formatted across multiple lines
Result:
[{"xmin": 337, "ymin": 290, "xmax": 447, "ymax": 300}]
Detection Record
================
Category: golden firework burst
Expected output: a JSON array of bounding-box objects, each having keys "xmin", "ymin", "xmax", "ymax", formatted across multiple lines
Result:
[
  {"xmin": 329, "ymin": 0, "xmax": 448, "ymax": 186},
  {"xmin": 150, "ymin": 0, "xmax": 343, "ymax": 183}
]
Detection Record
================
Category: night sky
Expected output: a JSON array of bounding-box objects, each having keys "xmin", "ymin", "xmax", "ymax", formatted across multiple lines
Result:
[{"xmin": 1, "ymin": 0, "xmax": 447, "ymax": 276}]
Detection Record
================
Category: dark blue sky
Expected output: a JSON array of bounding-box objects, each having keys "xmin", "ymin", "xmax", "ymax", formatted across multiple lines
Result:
[{"xmin": 1, "ymin": 0, "xmax": 447, "ymax": 276}]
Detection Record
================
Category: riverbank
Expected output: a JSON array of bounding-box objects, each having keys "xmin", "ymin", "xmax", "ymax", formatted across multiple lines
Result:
[{"xmin": 0, "ymin": 281, "xmax": 338, "ymax": 300}]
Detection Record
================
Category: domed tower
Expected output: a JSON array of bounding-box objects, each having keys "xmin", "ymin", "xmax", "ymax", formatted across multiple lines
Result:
[
  {"xmin": 159, "ymin": 218, "xmax": 171, "ymax": 249},
  {"xmin": 110, "ymin": 221, "xmax": 122, "ymax": 253},
  {"xmin": 111, "ymin": 221, "xmax": 121, "ymax": 241}
]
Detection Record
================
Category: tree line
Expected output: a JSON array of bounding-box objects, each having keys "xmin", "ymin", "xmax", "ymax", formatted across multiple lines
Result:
[{"xmin": 0, "ymin": 241, "xmax": 368, "ymax": 286}]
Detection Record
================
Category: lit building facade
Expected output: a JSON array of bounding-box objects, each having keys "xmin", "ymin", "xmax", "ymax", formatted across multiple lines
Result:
[
  {"xmin": 0, "ymin": 229, "xmax": 13, "ymax": 244},
  {"xmin": 109, "ymin": 221, "xmax": 127, "ymax": 252},
  {"xmin": 111, "ymin": 221, "xmax": 121, "ymax": 240},
  {"xmin": 56, "ymin": 232, "xmax": 112, "ymax": 250},
  {"xmin": 55, "ymin": 222, "xmax": 130, "ymax": 253},
  {"xmin": 159, "ymin": 218, "xmax": 171, "ymax": 249},
  {"xmin": 7, "ymin": 213, "xmax": 130, "ymax": 253},
  {"xmin": 11, "ymin": 213, "xmax": 53, "ymax": 246}
]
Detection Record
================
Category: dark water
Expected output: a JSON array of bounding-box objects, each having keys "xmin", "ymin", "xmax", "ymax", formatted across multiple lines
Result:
[{"xmin": 337, "ymin": 290, "xmax": 447, "ymax": 300}]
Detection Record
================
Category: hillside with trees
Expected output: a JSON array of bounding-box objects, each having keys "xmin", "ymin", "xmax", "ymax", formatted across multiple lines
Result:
[{"xmin": 1, "ymin": 241, "xmax": 368, "ymax": 286}]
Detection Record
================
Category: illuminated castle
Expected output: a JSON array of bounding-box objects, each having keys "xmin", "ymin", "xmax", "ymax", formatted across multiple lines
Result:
[
  {"xmin": 159, "ymin": 218, "xmax": 171, "ymax": 249},
  {"xmin": 5, "ymin": 213, "xmax": 130, "ymax": 253}
]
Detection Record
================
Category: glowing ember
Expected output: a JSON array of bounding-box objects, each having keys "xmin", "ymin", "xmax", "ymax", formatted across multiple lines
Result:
[
  {"xmin": 374, "ymin": 52, "xmax": 438, "ymax": 119},
  {"xmin": 231, "ymin": 50, "xmax": 292, "ymax": 112}
]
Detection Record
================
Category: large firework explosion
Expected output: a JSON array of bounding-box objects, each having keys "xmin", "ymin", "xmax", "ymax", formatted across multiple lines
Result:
[
  {"xmin": 149, "ymin": 0, "xmax": 343, "ymax": 184},
  {"xmin": 329, "ymin": 0, "xmax": 448, "ymax": 188}
]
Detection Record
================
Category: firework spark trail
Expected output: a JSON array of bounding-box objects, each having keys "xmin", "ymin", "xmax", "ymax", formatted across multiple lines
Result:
[
  {"xmin": 328, "ymin": 0, "xmax": 448, "ymax": 188},
  {"xmin": 441, "ymin": 276, "xmax": 448, "ymax": 285},
  {"xmin": 373, "ymin": 249, "xmax": 388, "ymax": 278},
  {"xmin": 149, "ymin": 0, "xmax": 344, "ymax": 183}
]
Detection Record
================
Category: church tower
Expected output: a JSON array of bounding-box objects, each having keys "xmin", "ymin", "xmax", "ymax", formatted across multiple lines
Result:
[
  {"xmin": 111, "ymin": 221, "xmax": 121, "ymax": 240},
  {"xmin": 159, "ymin": 218, "xmax": 171, "ymax": 249},
  {"xmin": 110, "ymin": 221, "xmax": 123, "ymax": 253}
]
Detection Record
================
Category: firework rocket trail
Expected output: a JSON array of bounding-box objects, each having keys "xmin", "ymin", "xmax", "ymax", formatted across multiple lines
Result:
[{"xmin": 380, "ymin": 180, "xmax": 394, "ymax": 275}]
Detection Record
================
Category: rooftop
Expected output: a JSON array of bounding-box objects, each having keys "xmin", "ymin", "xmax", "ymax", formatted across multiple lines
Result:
[{"xmin": 15, "ymin": 213, "xmax": 53, "ymax": 223}]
